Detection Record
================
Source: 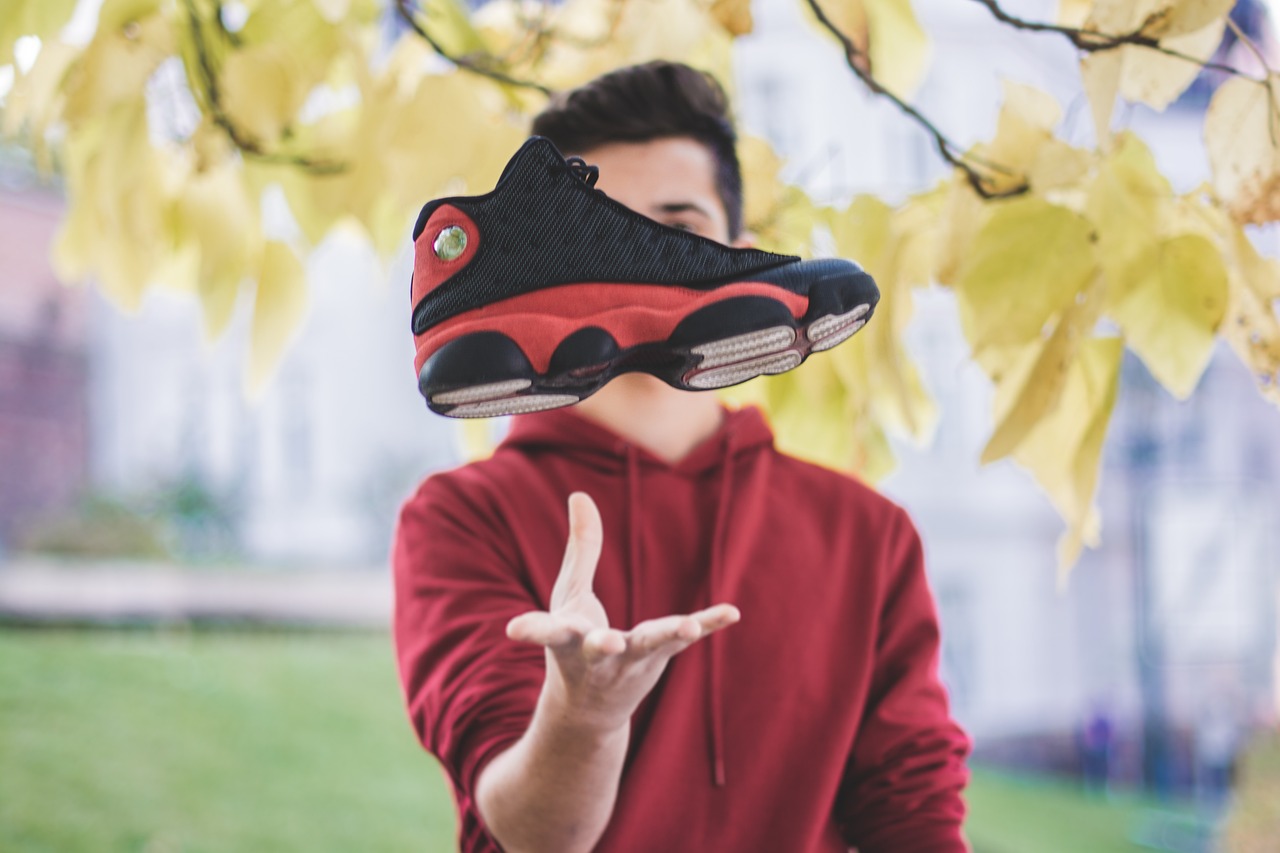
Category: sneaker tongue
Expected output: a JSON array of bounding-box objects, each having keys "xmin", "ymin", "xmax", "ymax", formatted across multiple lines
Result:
[{"xmin": 498, "ymin": 136, "xmax": 561, "ymax": 187}]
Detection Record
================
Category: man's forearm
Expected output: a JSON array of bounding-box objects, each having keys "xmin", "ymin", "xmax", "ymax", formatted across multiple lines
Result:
[{"xmin": 475, "ymin": 686, "xmax": 629, "ymax": 853}]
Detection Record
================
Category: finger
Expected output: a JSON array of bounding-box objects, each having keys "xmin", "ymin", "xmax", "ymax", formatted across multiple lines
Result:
[
  {"xmin": 624, "ymin": 614, "xmax": 704, "ymax": 657},
  {"xmin": 582, "ymin": 627, "xmax": 627, "ymax": 662},
  {"xmin": 690, "ymin": 603, "xmax": 741, "ymax": 637},
  {"xmin": 623, "ymin": 605, "xmax": 741, "ymax": 658},
  {"xmin": 552, "ymin": 493, "xmax": 604, "ymax": 603},
  {"xmin": 506, "ymin": 611, "xmax": 594, "ymax": 648}
]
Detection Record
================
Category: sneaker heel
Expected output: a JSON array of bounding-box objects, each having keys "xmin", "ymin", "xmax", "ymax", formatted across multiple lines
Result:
[
  {"xmin": 421, "ymin": 331, "xmax": 537, "ymax": 412},
  {"xmin": 547, "ymin": 327, "xmax": 621, "ymax": 388}
]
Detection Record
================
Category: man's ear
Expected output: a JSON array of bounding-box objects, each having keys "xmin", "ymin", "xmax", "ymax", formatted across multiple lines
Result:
[{"xmin": 731, "ymin": 231, "xmax": 756, "ymax": 249}]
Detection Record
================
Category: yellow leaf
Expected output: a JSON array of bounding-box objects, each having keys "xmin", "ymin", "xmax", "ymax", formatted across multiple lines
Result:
[
  {"xmin": 803, "ymin": 0, "xmax": 931, "ymax": 97},
  {"xmin": 359, "ymin": 68, "xmax": 525, "ymax": 251},
  {"xmin": 61, "ymin": 4, "xmax": 174, "ymax": 125},
  {"xmin": 1, "ymin": 40, "xmax": 78, "ymax": 161},
  {"xmin": 740, "ymin": 135, "xmax": 790, "ymax": 238},
  {"xmin": 239, "ymin": 0, "xmax": 345, "ymax": 56},
  {"xmin": 1057, "ymin": 0, "xmax": 1092, "ymax": 28},
  {"xmin": 1080, "ymin": 50, "xmax": 1121, "ymax": 144},
  {"xmin": 1205, "ymin": 74, "xmax": 1280, "ymax": 225},
  {"xmin": 983, "ymin": 276, "xmax": 1104, "ymax": 463},
  {"xmin": 1086, "ymin": 132, "xmax": 1171, "ymax": 282},
  {"xmin": 470, "ymin": 0, "xmax": 533, "ymax": 61},
  {"xmin": 413, "ymin": 0, "xmax": 490, "ymax": 58},
  {"xmin": 1218, "ymin": 217, "xmax": 1280, "ymax": 404},
  {"xmin": 827, "ymin": 194, "xmax": 893, "ymax": 267},
  {"xmin": 811, "ymin": 0, "xmax": 869, "ymax": 49},
  {"xmin": 890, "ymin": 187, "xmax": 941, "ymax": 289},
  {"xmin": 246, "ymin": 241, "xmax": 307, "ymax": 396},
  {"xmin": 709, "ymin": 0, "xmax": 753, "ymax": 36},
  {"xmin": 954, "ymin": 196, "xmax": 1096, "ymax": 354},
  {"xmin": 456, "ymin": 419, "xmax": 497, "ymax": 461},
  {"xmin": 97, "ymin": 0, "xmax": 163, "ymax": 32},
  {"xmin": 984, "ymin": 81, "xmax": 1062, "ymax": 173},
  {"xmin": 862, "ymin": 0, "xmax": 931, "ymax": 99},
  {"xmin": 828, "ymin": 195, "xmax": 938, "ymax": 443},
  {"xmin": 189, "ymin": 117, "xmax": 237, "ymax": 171},
  {"xmin": 727, "ymin": 190, "xmax": 934, "ymax": 482},
  {"xmin": 1083, "ymin": 0, "xmax": 1227, "ymax": 37},
  {"xmin": 1108, "ymin": 234, "xmax": 1229, "ymax": 398},
  {"xmin": 245, "ymin": 107, "xmax": 359, "ymax": 245},
  {"xmin": 532, "ymin": 0, "xmax": 728, "ymax": 90},
  {"xmin": 310, "ymin": 0, "xmax": 352, "ymax": 24},
  {"xmin": 220, "ymin": 45, "xmax": 314, "ymax": 145},
  {"xmin": 1142, "ymin": 0, "xmax": 1233, "ymax": 38},
  {"xmin": 744, "ymin": 146, "xmax": 826, "ymax": 257},
  {"xmin": 1118, "ymin": 19, "xmax": 1226, "ymax": 111},
  {"xmin": 621, "ymin": 0, "xmax": 726, "ymax": 72},
  {"xmin": 0, "ymin": 0, "xmax": 80, "ymax": 62},
  {"xmin": 53, "ymin": 99, "xmax": 179, "ymax": 308},
  {"xmin": 1013, "ymin": 337, "xmax": 1124, "ymax": 576},
  {"xmin": 173, "ymin": 165, "xmax": 262, "ymax": 339},
  {"xmin": 1077, "ymin": 0, "xmax": 1230, "ymax": 118},
  {"xmin": 932, "ymin": 178, "xmax": 989, "ymax": 286},
  {"xmin": 968, "ymin": 82, "xmax": 1090, "ymax": 195},
  {"xmin": 251, "ymin": 62, "xmax": 524, "ymax": 253},
  {"xmin": 1030, "ymin": 138, "xmax": 1093, "ymax": 191},
  {"xmin": 748, "ymin": 355, "xmax": 895, "ymax": 479},
  {"xmin": 1085, "ymin": 0, "xmax": 1157, "ymax": 34}
]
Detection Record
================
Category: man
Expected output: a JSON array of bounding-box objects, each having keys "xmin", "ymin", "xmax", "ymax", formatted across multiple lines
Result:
[{"xmin": 393, "ymin": 61, "xmax": 970, "ymax": 852}]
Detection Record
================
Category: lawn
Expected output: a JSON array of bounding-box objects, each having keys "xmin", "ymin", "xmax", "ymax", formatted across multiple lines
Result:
[
  {"xmin": 0, "ymin": 629, "xmax": 1212, "ymax": 852},
  {"xmin": 0, "ymin": 629, "xmax": 455, "ymax": 852}
]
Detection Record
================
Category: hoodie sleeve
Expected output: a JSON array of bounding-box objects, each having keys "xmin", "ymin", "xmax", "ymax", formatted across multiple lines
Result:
[
  {"xmin": 392, "ymin": 472, "xmax": 546, "ymax": 801},
  {"xmin": 837, "ymin": 507, "xmax": 971, "ymax": 852}
]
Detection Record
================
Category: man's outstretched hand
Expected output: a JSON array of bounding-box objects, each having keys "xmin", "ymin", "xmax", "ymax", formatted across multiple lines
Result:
[
  {"xmin": 506, "ymin": 491, "xmax": 741, "ymax": 734},
  {"xmin": 476, "ymin": 491, "xmax": 740, "ymax": 853}
]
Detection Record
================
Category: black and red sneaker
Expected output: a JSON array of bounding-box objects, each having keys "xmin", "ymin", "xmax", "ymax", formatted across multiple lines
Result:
[{"xmin": 410, "ymin": 136, "xmax": 878, "ymax": 418}]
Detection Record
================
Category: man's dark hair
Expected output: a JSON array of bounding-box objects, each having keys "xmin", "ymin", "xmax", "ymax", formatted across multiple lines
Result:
[{"xmin": 531, "ymin": 61, "xmax": 744, "ymax": 238}]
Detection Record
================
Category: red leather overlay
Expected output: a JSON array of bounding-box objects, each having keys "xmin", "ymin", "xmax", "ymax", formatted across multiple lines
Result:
[
  {"xmin": 412, "ymin": 281, "xmax": 810, "ymax": 375},
  {"xmin": 412, "ymin": 204, "xmax": 480, "ymax": 310}
]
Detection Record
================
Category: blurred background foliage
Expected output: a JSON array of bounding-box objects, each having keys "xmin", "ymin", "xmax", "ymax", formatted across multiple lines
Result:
[
  {"xmin": 3, "ymin": 0, "xmax": 1279, "ymax": 571},
  {"xmin": 16, "ymin": 478, "xmax": 240, "ymax": 562}
]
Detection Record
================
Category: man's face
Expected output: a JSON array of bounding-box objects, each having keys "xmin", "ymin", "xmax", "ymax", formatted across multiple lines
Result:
[{"xmin": 577, "ymin": 137, "xmax": 745, "ymax": 248}]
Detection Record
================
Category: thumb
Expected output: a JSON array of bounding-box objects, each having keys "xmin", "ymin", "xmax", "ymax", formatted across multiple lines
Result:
[{"xmin": 551, "ymin": 492, "xmax": 604, "ymax": 606}]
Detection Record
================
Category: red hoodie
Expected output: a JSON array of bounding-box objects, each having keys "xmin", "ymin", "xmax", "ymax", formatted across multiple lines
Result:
[{"xmin": 393, "ymin": 406, "xmax": 970, "ymax": 852}]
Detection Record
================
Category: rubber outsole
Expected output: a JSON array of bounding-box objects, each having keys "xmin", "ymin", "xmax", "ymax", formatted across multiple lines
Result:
[{"xmin": 419, "ymin": 268, "xmax": 878, "ymax": 418}]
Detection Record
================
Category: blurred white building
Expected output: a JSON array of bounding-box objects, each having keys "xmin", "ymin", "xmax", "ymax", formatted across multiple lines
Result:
[{"xmin": 87, "ymin": 229, "xmax": 454, "ymax": 565}]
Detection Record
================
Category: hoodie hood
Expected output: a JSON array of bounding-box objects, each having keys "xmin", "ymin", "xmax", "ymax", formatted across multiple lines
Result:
[
  {"xmin": 500, "ymin": 404, "xmax": 775, "ymax": 475},
  {"xmin": 501, "ymin": 404, "xmax": 775, "ymax": 787}
]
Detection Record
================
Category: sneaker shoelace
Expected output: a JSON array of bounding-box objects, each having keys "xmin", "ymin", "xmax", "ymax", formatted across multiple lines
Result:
[{"xmin": 562, "ymin": 156, "xmax": 599, "ymax": 187}]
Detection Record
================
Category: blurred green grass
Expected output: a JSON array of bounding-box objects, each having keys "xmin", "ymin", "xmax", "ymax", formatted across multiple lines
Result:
[
  {"xmin": 0, "ymin": 629, "xmax": 1209, "ymax": 852},
  {"xmin": 0, "ymin": 629, "xmax": 455, "ymax": 852}
]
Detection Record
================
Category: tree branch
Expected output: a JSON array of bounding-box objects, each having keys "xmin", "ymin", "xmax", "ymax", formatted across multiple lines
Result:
[
  {"xmin": 804, "ymin": 0, "xmax": 1028, "ymax": 199},
  {"xmin": 182, "ymin": 0, "xmax": 345, "ymax": 173},
  {"xmin": 394, "ymin": 0, "xmax": 554, "ymax": 96},
  {"xmin": 1225, "ymin": 15, "xmax": 1274, "ymax": 77},
  {"xmin": 969, "ymin": 0, "xmax": 1259, "ymax": 80}
]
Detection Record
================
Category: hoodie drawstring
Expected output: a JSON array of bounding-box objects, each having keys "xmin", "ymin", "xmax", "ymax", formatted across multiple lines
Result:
[
  {"xmin": 706, "ymin": 428, "xmax": 737, "ymax": 788},
  {"xmin": 625, "ymin": 444, "xmax": 643, "ymax": 629}
]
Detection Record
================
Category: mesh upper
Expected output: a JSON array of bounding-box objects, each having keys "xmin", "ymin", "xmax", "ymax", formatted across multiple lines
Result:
[{"xmin": 411, "ymin": 137, "xmax": 800, "ymax": 335}]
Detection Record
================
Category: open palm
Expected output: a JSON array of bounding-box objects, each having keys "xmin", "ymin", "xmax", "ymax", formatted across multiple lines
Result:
[{"xmin": 506, "ymin": 492, "xmax": 740, "ymax": 733}]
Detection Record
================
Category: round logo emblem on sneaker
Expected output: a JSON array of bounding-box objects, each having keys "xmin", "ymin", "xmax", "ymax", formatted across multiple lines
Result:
[{"xmin": 434, "ymin": 226, "xmax": 468, "ymax": 261}]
